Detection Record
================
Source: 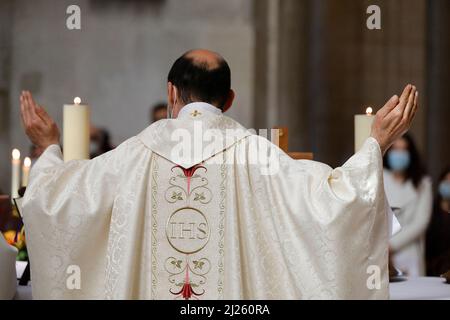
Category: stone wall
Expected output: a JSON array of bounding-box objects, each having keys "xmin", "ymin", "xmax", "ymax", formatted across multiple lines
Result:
[{"xmin": 1, "ymin": 0, "xmax": 255, "ymax": 192}]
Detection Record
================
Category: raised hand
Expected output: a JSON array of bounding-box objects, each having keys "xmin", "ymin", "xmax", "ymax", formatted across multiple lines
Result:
[
  {"xmin": 371, "ymin": 84, "xmax": 419, "ymax": 155},
  {"xmin": 20, "ymin": 91, "xmax": 60, "ymax": 149}
]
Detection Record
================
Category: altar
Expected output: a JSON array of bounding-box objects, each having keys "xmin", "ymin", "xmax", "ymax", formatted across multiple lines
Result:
[
  {"xmin": 389, "ymin": 277, "xmax": 450, "ymax": 300},
  {"xmin": 12, "ymin": 269, "xmax": 450, "ymax": 300},
  {"xmin": 12, "ymin": 258, "xmax": 450, "ymax": 300}
]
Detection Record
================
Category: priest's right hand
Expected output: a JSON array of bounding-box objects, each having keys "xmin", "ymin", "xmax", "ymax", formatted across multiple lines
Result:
[
  {"xmin": 371, "ymin": 84, "xmax": 418, "ymax": 155},
  {"xmin": 20, "ymin": 91, "xmax": 61, "ymax": 150}
]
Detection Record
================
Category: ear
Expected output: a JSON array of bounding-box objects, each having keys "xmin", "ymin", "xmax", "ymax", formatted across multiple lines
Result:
[
  {"xmin": 167, "ymin": 82, "xmax": 175, "ymax": 106},
  {"xmin": 222, "ymin": 89, "xmax": 235, "ymax": 113}
]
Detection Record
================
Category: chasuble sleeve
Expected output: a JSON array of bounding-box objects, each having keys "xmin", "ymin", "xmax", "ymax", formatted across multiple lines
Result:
[
  {"xmin": 239, "ymin": 136, "xmax": 390, "ymax": 299},
  {"xmin": 21, "ymin": 139, "xmax": 132, "ymax": 299}
]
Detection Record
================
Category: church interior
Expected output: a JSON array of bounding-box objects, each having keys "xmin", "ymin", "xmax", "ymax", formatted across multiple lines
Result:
[{"xmin": 0, "ymin": 0, "xmax": 449, "ymax": 301}]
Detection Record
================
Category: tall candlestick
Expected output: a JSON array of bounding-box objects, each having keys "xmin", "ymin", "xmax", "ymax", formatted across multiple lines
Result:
[
  {"xmin": 354, "ymin": 107, "xmax": 375, "ymax": 152},
  {"xmin": 63, "ymin": 97, "xmax": 90, "ymax": 162},
  {"xmin": 11, "ymin": 149, "xmax": 21, "ymax": 199},
  {"xmin": 22, "ymin": 157, "xmax": 31, "ymax": 187}
]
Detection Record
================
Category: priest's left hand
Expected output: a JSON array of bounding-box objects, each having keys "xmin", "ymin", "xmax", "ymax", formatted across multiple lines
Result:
[
  {"xmin": 371, "ymin": 84, "xmax": 418, "ymax": 155},
  {"xmin": 20, "ymin": 91, "xmax": 60, "ymax": 149}
]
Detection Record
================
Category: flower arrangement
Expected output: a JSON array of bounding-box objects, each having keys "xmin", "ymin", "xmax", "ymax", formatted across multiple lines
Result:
[
  {"xmin": 1, "ymin": 197, "xmax": 28, "ymax": 261},
  {"xmin": 2, "ymin": 226, "xmax": 27, "ymax": 261}
]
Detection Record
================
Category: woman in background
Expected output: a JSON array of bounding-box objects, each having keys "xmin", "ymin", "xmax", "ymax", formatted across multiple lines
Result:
[
  {"xmin": 384, "ymin": 134, "xmax": 433, "ymax": 277},
  {"xmin": 426, "ymin": 166, "xmax": 450, "ymax": 276}
]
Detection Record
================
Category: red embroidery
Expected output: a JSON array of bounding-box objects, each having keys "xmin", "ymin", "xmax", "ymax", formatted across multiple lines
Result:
[
  {"xmin": 169, "ymin": 258, "xmax": 205, "ymax": 300},
  {"xmin": 172, "ymin": 164, "xmax": 207, "ymax": 194},
  {"xmin": 167, "ymin": 164, "xmax": 209, "ymax": 300}
]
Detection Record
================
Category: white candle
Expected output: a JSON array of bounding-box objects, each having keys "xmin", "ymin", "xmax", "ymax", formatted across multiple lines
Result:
[
  {"xmin": 354, "ymin": 107, "xmax": 375, "ymax": 152},
  {"xmin": 22, "ymin": 157, "xmax": 31, "ymax": 187},
  {"xmin": 11, "ymin": 149, "xmax": 21, "ymax": 199},
  {"xmin": 63, "ymin": 97, "xmax": 90, "ymax": 162}
]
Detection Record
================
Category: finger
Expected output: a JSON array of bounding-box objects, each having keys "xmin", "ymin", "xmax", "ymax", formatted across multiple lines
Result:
[
  {"xmin": 397, "ymin": 84, "xmax": 413, "ymax": 112},
  {"xmin": 25, "ymin": 92, "xmax": 45, "ymax": 135},
  {"xmin": 402, "ymin": 86, "xmax": 416, "ymax": 122},
  {"xmin": 36, "ymin": 104, "xmax": 52, "ymax": 125},
  {"xmin": 414, "ymin": 91, "xmax": 419, "ymax": 113},
  {"xmin": 22, "ymin": 91, "xmax": 34, "ymax": 126},
  {"xmin": 385, "ymin": 84, "xmax": 412, "ymax": 123},
  {"xmin": 377, "ymin": 95, "xmax": 399, "ymax": 118},
  {"xmin": 399, "ymin": 84, "xmax": 413, "ymax": 104},
  {"xmin": 25, "ymin": 91, "xmax": 39, "ymax": 120},
  {"xmin": 410, "ymin": 91, "xmax": 419, "ymax": 123}
]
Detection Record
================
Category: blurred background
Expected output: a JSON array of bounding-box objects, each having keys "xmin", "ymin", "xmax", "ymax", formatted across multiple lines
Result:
[{"xmin": 0, "ymin": 0, "xmax": 449, "ymax": 192}]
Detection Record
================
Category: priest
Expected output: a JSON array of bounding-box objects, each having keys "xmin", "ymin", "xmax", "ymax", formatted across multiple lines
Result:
[{"xmin": 19, "ymin": 49, "xmax": 418, "ymax": 300}]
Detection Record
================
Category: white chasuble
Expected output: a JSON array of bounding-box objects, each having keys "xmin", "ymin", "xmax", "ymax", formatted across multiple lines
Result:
[{"xmin": 22, "ymin": 106, "xmax": 390, "ymax": 300}]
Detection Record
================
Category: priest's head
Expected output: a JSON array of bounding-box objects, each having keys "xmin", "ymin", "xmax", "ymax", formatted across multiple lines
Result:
[{"xmin": 167, "ymin": 49, "xmax": 235, "ymax": 118}]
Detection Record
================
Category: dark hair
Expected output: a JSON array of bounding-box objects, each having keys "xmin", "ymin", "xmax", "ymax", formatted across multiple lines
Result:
[
  {"xmin": 167, "ymin": 52, "xmax": 231, "ymax": 110},
  {"xmin": 383, "ymin": 133, "xmax": 427, "ymax": 189}
]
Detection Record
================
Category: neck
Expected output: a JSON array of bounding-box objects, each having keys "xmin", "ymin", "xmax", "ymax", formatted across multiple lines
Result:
[
  {"xmin": 177, "ymin": 102, "xmax": 222, "ymax": 118},
  {"xmin": 393, "ymin": 171, "xmax": 406, "ymax": 183}
]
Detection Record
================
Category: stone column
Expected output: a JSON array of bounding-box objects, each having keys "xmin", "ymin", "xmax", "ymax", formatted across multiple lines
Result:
[
  {"xmin": 427, "ymin": 0, "xmax": 450, "ymax": 182},
  {"xmin": 254, "ymin": 0, "xmax": 428, "ymax": 168},
  {"xmin": 360, "ymin": 0, "xmax": 427, "ymax": 153},
  {"xmin": 253, "ymin": 0, "xmax": 309, "ymax": 149},
  {"xmin": 0, "ymin": 0, "xmax": 13, "ymax": 193}
]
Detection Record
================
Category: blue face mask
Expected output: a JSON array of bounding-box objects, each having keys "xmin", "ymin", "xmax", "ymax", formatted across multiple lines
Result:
[
  {"xmin": 387, "ymin": 150, "xmax": 411, "ymax": 172},
  {"xmin": 439, "ymin": 181, "xmax": 450, "ymax": 200}
]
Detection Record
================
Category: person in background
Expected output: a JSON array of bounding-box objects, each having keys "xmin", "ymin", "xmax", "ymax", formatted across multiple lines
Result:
[
  {"xmin": 90, "ymin": 126, "xmax": 115, "ymax": 159},
  {"xmin": 0, "ymin": 233, "xmax": 17, "ymax": 299},
  {"xmin": 426, "ymin": 166, "xmax": 450, "ymax": 276},
  {"xmin": 150, "ymin": 102, "xmax": 167, "ymax": 123},
  {"xmin": 384, "ymin": 133, "xmax": 433, "ymax": 276}
]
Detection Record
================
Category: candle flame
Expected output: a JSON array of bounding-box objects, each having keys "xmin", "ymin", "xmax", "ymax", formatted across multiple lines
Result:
[
  {"xmin": 366, "ymin": 107, "xmax": 373, "ymax": 116},
  {"xmin": 12, "ymin": 149, "xmax": 20, "ymax": 160},
  {"xmin": 74, "ymin": 97, "xmax": 81, "ymax": 105},
  {"xmin": 24, "ymin": 157, "xmax": 31, "ymax": 167}
]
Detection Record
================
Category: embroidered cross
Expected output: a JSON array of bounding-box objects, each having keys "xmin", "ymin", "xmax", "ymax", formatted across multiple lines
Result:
[{"xmin": 191, "ymin": 110, "xmax": 202, "ymax": 117}]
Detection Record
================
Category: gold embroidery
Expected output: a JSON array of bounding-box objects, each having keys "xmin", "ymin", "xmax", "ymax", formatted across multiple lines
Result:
[
  {"xmin": 190, "ymin": 110, "xmax": 202, "ymax": 117},
  {"xmin": 165, "ymin": 207, "xmax": 211, "ymax": 255},
  {"xmin": 161, "ymin": 164, "xmax": 214, "ymax": 299},
  {"xmin": 155, "ymin": 158, "xmax": 227, "ymax": 299},
  {"xmin": 218, "ymin": 155, "xmax": 226, "ymax": 298},
  {"xmin": 164, "ymin": 166, "xmax": 212, "ymax": 205},
  {"xmin": 151, "ymin": 154, "xmax": 159, "ymax": 299}
]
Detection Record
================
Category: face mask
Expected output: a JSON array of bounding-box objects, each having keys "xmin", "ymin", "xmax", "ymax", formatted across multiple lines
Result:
[
  {"xmin": 439, "ymin": 181, "xmax": 450, "ymax": 200},
  {"xmin": 387, "ymin": 150, "xmax": 411, "ymax": 172}
]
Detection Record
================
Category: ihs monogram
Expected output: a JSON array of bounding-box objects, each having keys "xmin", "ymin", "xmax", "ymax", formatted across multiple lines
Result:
[{"xmin": 163, "ymin": 164, "xmax": 212, "ymax": 300}]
